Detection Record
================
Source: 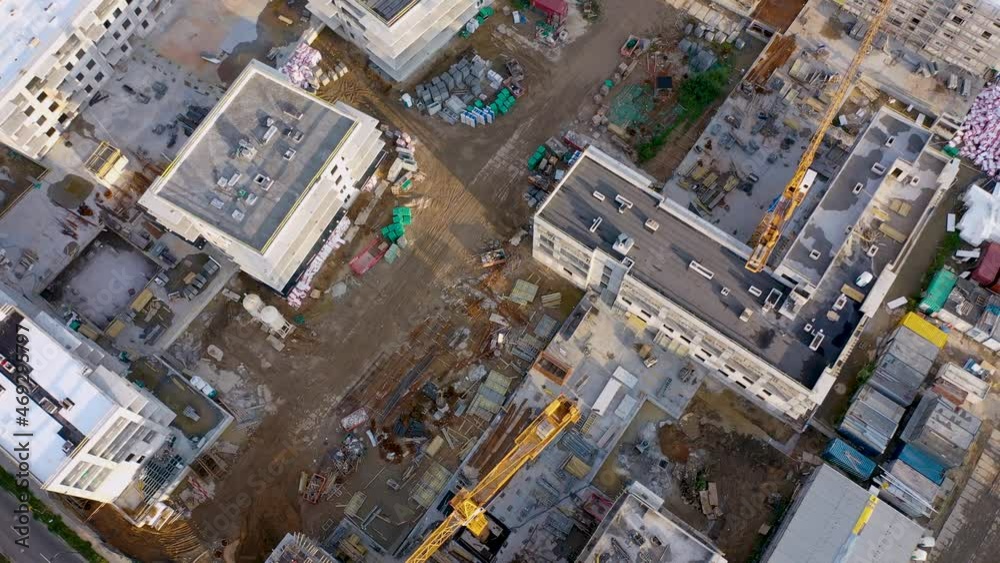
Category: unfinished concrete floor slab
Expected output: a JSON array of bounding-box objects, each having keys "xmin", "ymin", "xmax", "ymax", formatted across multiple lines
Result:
[{"xmin": 41, "ymin": 230, "xmax": 160, "ymax": 330}]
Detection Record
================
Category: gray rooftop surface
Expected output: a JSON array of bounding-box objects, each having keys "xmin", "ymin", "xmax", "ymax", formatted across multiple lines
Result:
[
  {"xmin": 780, "ymin": 109, "xmax": 934, "ymax": 287},
  {"xmin": 578, "ymin": 492, "xmax": 724, "ymax": 563},
  {"xmin": 539, "ymin": 155, "xmax": 831, "ymax": 387},
  {"xmin": 158, "ymin": 70, "xmax": 355, "ymax": 251},
  {"xmin": 764, "ymin": 464, "xmax": 923, "ymax": 563}
]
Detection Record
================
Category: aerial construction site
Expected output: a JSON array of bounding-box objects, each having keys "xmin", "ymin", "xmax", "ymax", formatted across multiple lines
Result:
[{"xmin": 3, "ymin": 0, "xmax": 1000, "ymax": 562}]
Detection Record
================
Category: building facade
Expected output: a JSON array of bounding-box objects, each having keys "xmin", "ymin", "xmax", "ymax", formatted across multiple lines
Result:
[
  {"xmin": 0, "ymin": 0, "xmax": 175, "ymax": 158},
  {"xmin": 840, "ymin": 0, "xmax": 1000, "ymax": 76},
  {"xmin": 0, "ymin": 288, "xmax": 174, "ymax": 504},
  {"xmin": 306, "ymin": 0, "xmax": 492, "ymax": 81},
  {"xmin": 532, "ymin": 147, "xmax": 839, "ymax": 425},
  {"xmin": 140, "ymin": 61, "xmax": 384, "ymax": 292}
]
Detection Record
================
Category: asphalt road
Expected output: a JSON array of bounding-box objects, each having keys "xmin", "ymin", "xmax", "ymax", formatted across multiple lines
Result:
[{"xmin": 0, "ymin": 489, "xmax": 85, "ymax": 563}]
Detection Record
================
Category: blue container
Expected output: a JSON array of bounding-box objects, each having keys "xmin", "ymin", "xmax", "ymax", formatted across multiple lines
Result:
[
  {"xmin": 898, "ymin": 444, "xmax": 947, "ymax": 485},
  {"xmin": 823, "ymin": 438, "xmax": 876, "ymax": 480}
]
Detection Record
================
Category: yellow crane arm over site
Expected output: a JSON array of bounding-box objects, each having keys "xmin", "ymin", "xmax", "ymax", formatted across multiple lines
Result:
[
  {"xmin": 405, "ymin": 396, "xmax": 581, "ymax": 563},
  {"xmin": 745, "ymin": 0, "xmax": 893, "ymax": 273}
]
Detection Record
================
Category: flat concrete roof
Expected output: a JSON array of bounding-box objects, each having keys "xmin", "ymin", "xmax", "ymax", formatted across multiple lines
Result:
[
  {"xmin": 156, "ymin": 62, "xmax": 355, "ymax": 251},
  {"xmin": 765, "ymin": 465, "xmax": 923, "ymax": 563},
  {"xmin": 539, "ymin": 153, "xmax": 830, "ymax": 387},
  {"xmin": 780, "ymin": 109, "xmax": 935, "ymax": 288}
]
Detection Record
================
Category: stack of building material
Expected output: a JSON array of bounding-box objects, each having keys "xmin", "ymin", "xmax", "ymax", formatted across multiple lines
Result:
[
  {"xmin": 879, "ymin": 458, "xmax": 940, "ymax": 518},
  {"xmin": 919, "ymin": 269, "xmax": 959, "ymax": 313},
  {"xmin": 822, "ymin": 438, "xmax": 876, "ymax": 481},
  {"xmin": 932, "ymin": 276, "xmax": 991, "ymax": 339},
  {"xmin": 288, "ymin": 217, "xmax": 353, "ymax": 308},
  {"xmin": 280, "ymin": 43, "xmax": 323, "ymax": 90},
  {"xmin": 936, "ymin": 363, "xmax": 990, "ymax": 404},
  {"xmin": 952, "ymin": 83, "xmax": 1000, "ymax": 177},
  {"xmin": 838, "ymin": 385, "xmax": 905, "ymax": 456},
  {"xmin": 901, "ymin": 391, "xmax": 982, "ymax": 468},
  {"xmin": 870, "ymin": 314, "xmax": 945, "ymax": 406},
  {"xmin": 897, "ymin": 443, "xmax": 948, "ymax": 485},
  {"xmin": 469, "ymin": 371, "xmax": 512, "ymax": 420}
]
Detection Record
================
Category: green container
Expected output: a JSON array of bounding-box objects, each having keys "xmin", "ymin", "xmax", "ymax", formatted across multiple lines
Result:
[{"xmin": 474, "ymin": 100, "xmax": 485, "ymax": 108}]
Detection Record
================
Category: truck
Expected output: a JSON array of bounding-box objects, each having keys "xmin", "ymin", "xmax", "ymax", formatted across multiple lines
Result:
[{"xmin": 971, "ymin": 242, "xmax": 1000, "ymax": 287}]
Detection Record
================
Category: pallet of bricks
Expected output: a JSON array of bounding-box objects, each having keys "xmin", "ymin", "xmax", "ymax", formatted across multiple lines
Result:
[{"xmin": 379, "ymin": 207, "xmax": 412, "ymax": 264}]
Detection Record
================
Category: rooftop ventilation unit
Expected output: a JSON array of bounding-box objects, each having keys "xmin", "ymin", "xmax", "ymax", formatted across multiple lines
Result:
[
  {"xmin": 245, "ymin": 193, "xmax": 259, "ymax": 205},
  {"xmin": 614, "ymin": 195, "xmax": 633, "ymax": 214},
  {"xmin": 261, "ymin": 125, "xmax": 279, "ymax": 144},
  {"xmin": 263, "ymin": 116, "xmax": 275, "ymax": 127},
  {"xmin": 237, "ymin": 138, "xmax": 257, "ymax": 161},
  {"xmin": 866, "ymin": 244, "xmax": 879, "ymax": 257},
  {"xmin": 283, "ymin": 107, "xmax": 303, "ymax": 120},
  {"xmin": 284, "ymin": 128, "xmax": 304, "ymax": 143},
  {"xmin": 254, "ymin": 173, "xmax": 273, "ymax": 190},
  {"xmin": 909, "ymin": 176, "xmax": 920, "ymax": 186},
  {"xmin": 871, "ymin": 162, "xmax": 886, "ymax": 176},
  {"xmin": 622, "ymin": 257, "xmax": 636, "ymax": 271},
  {"xmin": 210, "ymin": 198, "xmax": 225, "ymax": 209},
  {"xmin": 809, "ymin": 330, "xmax": 825, "ymax": 351},
  {"xmin": 853, "ymin": 182, "xmax": 864, "ymax": 194},
  {"xmin": 740, "ymin": 308, "xmax": 753, "ymax": 322},
  {"xmin": 748, "ymin": 285, "xmax": 763, "ymax": 297},
  {"xmin": 39, "ymin": 398, "xmax": 57, "ymax": 414},
  {"xmin": 721, "ymin": 287, "xmax": 730, "ymax": 296},
  {"xmin": 885, "ymin": 135, "xmax": 895, "ymax": 147},
  {"xmin": 644, "ymin": 219, "xmax": 659, "ymax": 232},
  {"xmin": 764, "ymin": 288, "xmax": 783, "ymax": 311},
  {"xmin": 688, "ymin": 261, "xmax": 715, "ymax": 280},
  {"xmin": 613, "ymin": 232, "xmax": 635, "ymax": 255},
  {"xmin": 227, "ymin": 173, "xmax": 241, "ymax": 187},
  {"xmin": 833, "ymin": 294, "xmax": 848, "ymax": 311},
  {"xmin": 592, "ymin": 190, "xmax": 606, "ymax": 202},
  {"xmin": 231, "ymin": 209, "xmax": 245, "ymax": 222},
  {"xmin": 62, "ymin": 441, "xmax": 74, "ymax": 454},
  {"xmin": 590, "ymin": 217, "xmax": 603, "ymax": 233},
  {"xmin": 283, "ymin": 148, "xmax": 296, "ymax": 161}
]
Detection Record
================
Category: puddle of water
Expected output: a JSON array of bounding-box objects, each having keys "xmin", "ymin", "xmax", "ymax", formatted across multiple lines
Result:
[{"xmin": 48, "ymin": 174, "xmax": 94, "ymax": 209}]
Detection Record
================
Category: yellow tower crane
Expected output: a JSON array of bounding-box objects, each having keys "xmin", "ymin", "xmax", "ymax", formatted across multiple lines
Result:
[
  {"xmin": 405, "ymin": 396, "xmax": 581, "ymax": 563},
  {"xmin": 745, "ymin": 0, "xmax": 894, "ymax": 272}
]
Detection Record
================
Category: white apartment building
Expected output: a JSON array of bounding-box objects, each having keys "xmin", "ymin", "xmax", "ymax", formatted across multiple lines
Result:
[
  {"xmin": 307, "ymin": 0, "xmax": 492, "ymax": 81},
  {"xmin": 0, "ymin": 285, "xmax": 175, "ymax": 504},
  {"xmin": 0, "ymin": 0, "xmax": 175, "ymax": 158},
  {"xmin": 140, "ymin": 61, "xmax": 384, "ymax": 292},
  {"xmin": 840, "ymin": 0, "xmax": 1000, "ymax": 77},
  {"xmin": 532, "ymin": 147, "xmax": 843, "ymax": 425}
]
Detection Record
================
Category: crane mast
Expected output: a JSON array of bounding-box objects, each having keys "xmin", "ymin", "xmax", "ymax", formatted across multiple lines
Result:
[
  {"xmin": 745, "ymin": 0, "xmax": 893, "ymax": 272},
  {"xmin": 405, "ymin": 396, "xmax": 581, "ymax": 563}
]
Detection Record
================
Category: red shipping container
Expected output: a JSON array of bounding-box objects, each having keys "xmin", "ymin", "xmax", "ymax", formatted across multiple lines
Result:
[{"xmin": 973, "ymin": 242, "xmax": 1000, "ymax": 287}]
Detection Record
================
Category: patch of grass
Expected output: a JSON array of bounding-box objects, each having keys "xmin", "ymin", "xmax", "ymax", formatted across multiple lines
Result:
[
  {"xmin": 0, "ymin": 469, "xmax": 105, "ymax": 563},
  {"xmin": 636, "ymin": 65, "xmax": 730, "ymax": 163}
]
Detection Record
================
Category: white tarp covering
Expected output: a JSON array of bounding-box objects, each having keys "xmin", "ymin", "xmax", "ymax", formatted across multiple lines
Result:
[
  {"xmin": 957, "ymin": 183, "xmax": 1000, "ymax": 245},
  {"xmin": 280, "ymin": 43, "xmax": 322, "ymax": 90}
]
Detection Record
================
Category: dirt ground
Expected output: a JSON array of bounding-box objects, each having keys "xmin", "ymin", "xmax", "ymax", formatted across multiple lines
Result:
[
  {"xmin": 593, "ymin": 388, "xmax": 824, "ymax": 563},
  {"xmin": 751, "ymin": 0, "xmax": 808, "ymax": 33},
  {"xmin": 80, "ymin": 1, "xmax": 747, "ymax": 560}
]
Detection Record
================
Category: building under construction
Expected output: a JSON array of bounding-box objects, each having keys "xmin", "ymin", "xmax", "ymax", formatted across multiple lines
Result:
[{"xmin": 838, "ymin": 0, "xmax": 1000, "ymax": 77}]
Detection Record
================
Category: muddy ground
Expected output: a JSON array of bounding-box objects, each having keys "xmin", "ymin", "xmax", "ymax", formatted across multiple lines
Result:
[{"xmin": 79, "ymin": 0, "xmax": 764, "ymax": 559}]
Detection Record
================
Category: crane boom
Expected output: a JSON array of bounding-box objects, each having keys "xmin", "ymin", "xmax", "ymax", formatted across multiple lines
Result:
[
  {"xmin": 405, "ymin": 396, "xmax": 581, "ymax": 563},
  {"xmin": 745, "ymin": 0, "xmax": 893, "ymax": 272}
]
